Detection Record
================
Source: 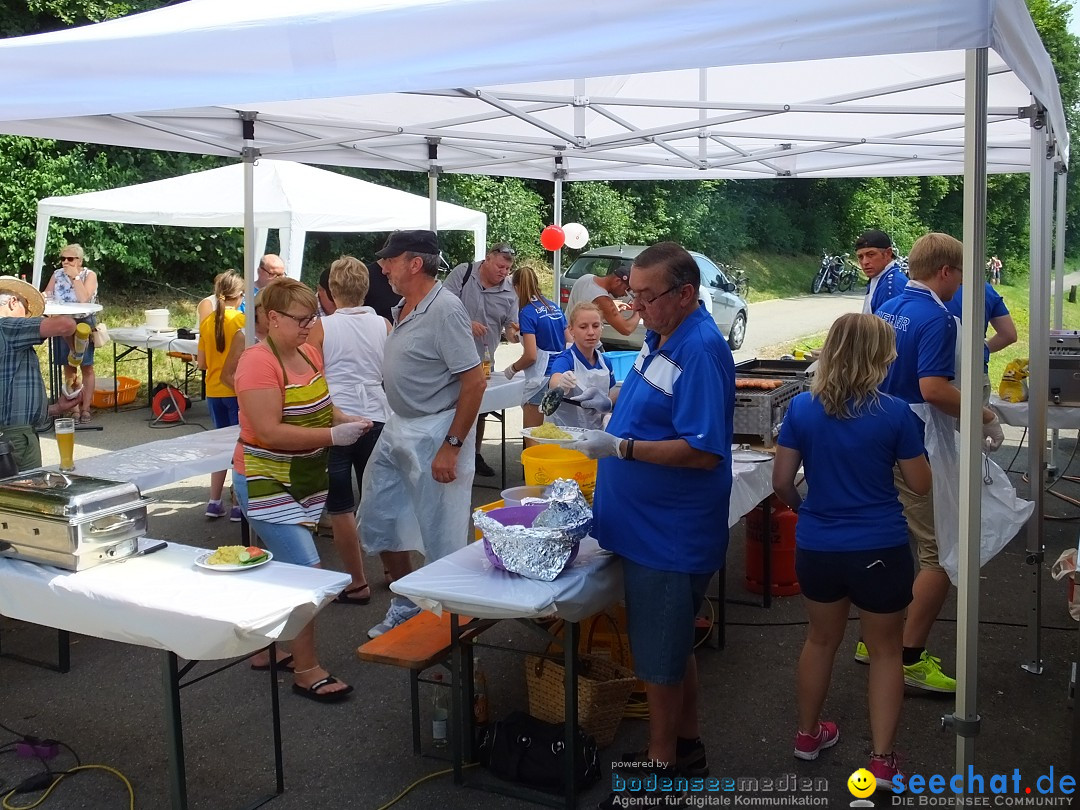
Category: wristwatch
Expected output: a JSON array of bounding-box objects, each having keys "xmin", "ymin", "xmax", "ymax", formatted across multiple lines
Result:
[{"xmin": 445, "ymin": 435, "xmax": 463, "ymax": 448}]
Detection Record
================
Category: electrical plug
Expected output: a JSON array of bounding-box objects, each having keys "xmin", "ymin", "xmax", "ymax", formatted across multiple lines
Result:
[{"xmin": 14, "ymin": 772, "xmax": 54, "ymax": 794}]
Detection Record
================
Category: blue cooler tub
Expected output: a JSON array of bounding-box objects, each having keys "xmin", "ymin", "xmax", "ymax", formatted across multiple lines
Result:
[{"xmin": 603, "ymin": 351, "xmax": 638, "ymax": 383}]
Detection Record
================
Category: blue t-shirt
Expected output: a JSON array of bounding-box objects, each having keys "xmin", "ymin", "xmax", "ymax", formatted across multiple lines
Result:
[
  {"xmin": 944, "ymin": 282, "xmax": 1009, "ymax": 372},
  {"xmin": 549, "ymin": 345, "xmax": 616, "ymax": 390},
  {"xmin": 518, "ymin": 297, "xmax": 567, "ymax": 375},
  {"xmin": 876, "ymin": 285, "xmax": 956, "ymax": 404},
  {"xmin": 592, "ymin": 307, "xmax": 734, "ymax": 574},
  {"xmin": 777, "ymin": 392, "xmax": 925, "ymax": 552},
  {"xmin": 867, "ymin": 261, "xmax": 909, "ymax": 313}
]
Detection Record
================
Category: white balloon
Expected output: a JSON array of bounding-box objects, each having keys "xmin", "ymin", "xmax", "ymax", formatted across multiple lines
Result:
[{"xmin": 562, "ymin": 222, "xmax": 590, "ymax": 250}]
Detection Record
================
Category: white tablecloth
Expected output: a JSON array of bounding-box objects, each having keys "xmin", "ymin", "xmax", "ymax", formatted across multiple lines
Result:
[
  {"xmin": 48, "ymin": 426, "xmax": 239, "ymax": 491},
  {"xmin": 0, "ymin": 541, "xmax": 348, "ymax": 660},
  {"xmin": 110, "ymin": 326, "xmax": 199, "ymax": 356},
  {"xmin": 990, "ymin": 395, "xmax": 1080, "ymax": 430},
  {"xmin": 392, "ymin": 536, "xmax": 621, "ymax": 622},
  {"xmin": 44, "ymin": 302, "xmax": 103, "ymax": 317},
  {"xmin": 480, "ymin": 374, "xmax": 526, "ymax": 412},
  {"xmin": 729, "ymin": 459, "xmax": 774, "ymax": 527}
]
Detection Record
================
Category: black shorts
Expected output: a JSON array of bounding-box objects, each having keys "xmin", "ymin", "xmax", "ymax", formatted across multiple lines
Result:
[
  {"xmin": 795, "ymin": 544, "xmax": 914, "ymax": 614},
  {"xmin": 325, "ymin": 422, "xmax": 384, "ymax": 514}
]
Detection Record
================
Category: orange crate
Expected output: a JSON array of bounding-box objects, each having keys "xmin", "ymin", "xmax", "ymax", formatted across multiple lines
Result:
[
  {"xmin": 92, "ymin": 376, "xmax": 140, "ymax": 409},
  {"xmin": 472, "ymin": 499, "xmax": 504, "ymax": 541}
]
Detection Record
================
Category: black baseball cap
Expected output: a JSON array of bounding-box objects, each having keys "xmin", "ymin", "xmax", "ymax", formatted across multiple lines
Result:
[
  {"xmin": 612, "ymin": 266, "xmax": 631, "ymax": 281},
  {"xmin": 855, "ymin": 229, "xmax": 893, "ymax": 250},
  {"xmin": 375, "ymin": 230, "xmax": 440, "ymax": 258}
]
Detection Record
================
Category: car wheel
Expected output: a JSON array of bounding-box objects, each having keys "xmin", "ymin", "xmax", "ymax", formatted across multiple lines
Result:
[{"xmin": 727, "ymin": 311, "xmax": 747, "ymax": 350}]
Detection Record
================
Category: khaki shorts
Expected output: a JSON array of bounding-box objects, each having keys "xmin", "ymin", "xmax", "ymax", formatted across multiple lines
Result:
[
  {"xmin": 1, "ymin": 424, "xmax": 42, "ymax": 472},
  {"xmin": 893, "ymin": 464, "xmax": 941, "ymax": 571}
]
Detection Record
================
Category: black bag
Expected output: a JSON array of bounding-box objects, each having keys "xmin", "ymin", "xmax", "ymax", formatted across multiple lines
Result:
[{"xmin": 479, "ymin": 711, "xmax": 600, "ymax": 793}]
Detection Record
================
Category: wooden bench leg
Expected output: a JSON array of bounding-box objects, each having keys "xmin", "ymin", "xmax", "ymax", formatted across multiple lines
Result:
[{"xmin": 410, "ymin": 669, "xmax": 422, "ymax": 756}]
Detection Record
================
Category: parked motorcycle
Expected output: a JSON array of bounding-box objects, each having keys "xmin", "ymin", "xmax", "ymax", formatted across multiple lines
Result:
[{"xmin": 812, "ymin": 251, "xmax": 859, "ymax": 294}]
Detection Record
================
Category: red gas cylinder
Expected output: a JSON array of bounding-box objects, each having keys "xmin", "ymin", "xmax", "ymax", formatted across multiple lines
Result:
[{"xmin": 744, "ymin": 495, "xmax": 801, "ymax": 596}]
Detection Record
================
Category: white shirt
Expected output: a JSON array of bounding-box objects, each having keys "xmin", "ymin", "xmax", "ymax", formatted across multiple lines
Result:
[
  {"xmin": 567, "ymin": 274, "xmax": 612, "ymax": 315},
  {"xmin": 320, "ymin": 305, "xmax": 390, "ymax": 422}
]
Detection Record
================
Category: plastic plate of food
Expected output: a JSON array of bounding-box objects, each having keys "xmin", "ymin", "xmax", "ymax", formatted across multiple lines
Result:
[
  {"xmin": 520, "ymin": 424, "xmax": 588, "ymax": 446},
  {"xmin": 195, "ymin": 546, "xmax": 273, "ymax": 572},
  {"xmin": 731, "ymin": 445, "xmax": 773, "ymax": 463}
]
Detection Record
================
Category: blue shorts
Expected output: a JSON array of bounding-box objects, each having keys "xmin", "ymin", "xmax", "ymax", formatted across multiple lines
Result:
[
  {"xmin": 525, "ymin": 380, "xmax": 551, "ymax": 406},
  {"xmin": 207, "ymin": 396, "xmax": 239, "ymax": 429},
  {"xmin": 326, "ymin": 422, "xmax": 383, "ymax": 514},
  {"xmin": 51, "ymin": 323, "xmax": 95, "ymax": 367},
  {"xmin": 795, "ymin": 544, "xmax": 914, "ymax": 614},
  {"xmin": 621, "ymin": 558, "xmax": 712, "ymax": 685},
  {"xmin": 232, "ymin": 473, "xmax": 320, "ymax": 566}
]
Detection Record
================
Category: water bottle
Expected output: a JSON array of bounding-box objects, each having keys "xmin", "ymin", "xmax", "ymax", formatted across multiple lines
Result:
[
  {"xmin": 473, "ymin": 656, "xmax": 489, "ymax": 727},
  {"xmin": 431, "ymin": 672, "xmax": 448, "ymax": 748}
]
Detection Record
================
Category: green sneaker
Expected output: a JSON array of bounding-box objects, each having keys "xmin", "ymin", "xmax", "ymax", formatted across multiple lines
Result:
[
  {"xmin": 903, "ymin": 651, "xmax": 956, "ymax": 693},
  {"xmin": 854, "ymin": 641, "xmax": 870, "ymax": 664}
]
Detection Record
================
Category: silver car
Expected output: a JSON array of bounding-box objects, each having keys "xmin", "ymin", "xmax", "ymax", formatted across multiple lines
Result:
[{"xmin": 558, "ymin": 245, "xmax": 749, "ymax": 350}]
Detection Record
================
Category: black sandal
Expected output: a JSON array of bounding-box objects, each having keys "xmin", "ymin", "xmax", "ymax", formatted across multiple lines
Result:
[
  {"xmin": 334, "ymin": 584, "xmax": 371, "ymax": 605},
  {"xmin": 291, "ymin": 676, "xmax": 354, "ymax": 704}
]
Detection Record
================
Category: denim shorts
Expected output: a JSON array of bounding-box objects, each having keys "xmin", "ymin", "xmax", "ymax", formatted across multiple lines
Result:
[
  {"xmin": 232, "ymin": 473, "xmax": 320, "ymax": 566},
  {"xmin": 795, "ymin": 544, "xmax": 914, "ymax": 614},
  {"xmin": 525, "ymin": 379, "xmax": 551, "ymax": 406},
  {"xmin": 207, "ymin": 396, "xmax": 239, "ymax": 430},
  {"xmin": 622, "ymin": 558, "xmax": 712, "ymax": 685},
  {"xmin": 326, "ymin": 423, "xmax": 383, "ymax": 514}
]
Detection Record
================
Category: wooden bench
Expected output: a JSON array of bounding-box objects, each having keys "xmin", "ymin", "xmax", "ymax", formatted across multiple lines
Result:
[{"xmin": 357, "ymin": 611, "xmax": 494, "ymax": 754}]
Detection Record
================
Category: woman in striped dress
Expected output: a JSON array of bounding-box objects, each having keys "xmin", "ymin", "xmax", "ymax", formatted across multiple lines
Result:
[{"xmin": 233, "ymin": 278, "xmax": 372, "ymax": 703}]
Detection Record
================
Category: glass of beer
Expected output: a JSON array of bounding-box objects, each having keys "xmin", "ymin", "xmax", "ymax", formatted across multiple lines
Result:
[{"xmin": 55, "ymin": 418, "xmax": 75, "ymax": 472}]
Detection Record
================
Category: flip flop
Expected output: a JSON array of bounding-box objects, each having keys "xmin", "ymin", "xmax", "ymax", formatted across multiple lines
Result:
[
  {"xmin": 334, "ymin": 584, "xmax": 371, "ymax": 605},
  {"xmin": 78, "ymin": 411, "xmax": 93, "ymax": 424},
  {"xmin": 250, "ymin": 654, "xmax": 295, "ymax": 672},
  {"xmin": 291, "ymin": 675, "xmax": 353, "ymax": 704}
]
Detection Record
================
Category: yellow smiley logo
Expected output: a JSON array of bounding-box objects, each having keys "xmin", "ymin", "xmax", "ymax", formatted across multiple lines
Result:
[{"xmin": 848, "ymin": 768, "xmax": 877, "ymax": 799}]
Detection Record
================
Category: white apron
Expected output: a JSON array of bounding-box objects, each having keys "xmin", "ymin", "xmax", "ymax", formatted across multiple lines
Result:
[
  {"xmin": 358, "ymin": 410, "xmax": 476, "ymax": 562},
  {"xmin": 551, "ymin": 352, "xmax": 611, "ymax": 430},
  {"xmin": 521, "ymin": 347, "xmax": 552, "ymax": 403}
]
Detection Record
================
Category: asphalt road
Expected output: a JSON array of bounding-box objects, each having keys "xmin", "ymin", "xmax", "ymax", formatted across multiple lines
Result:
[{"xmin": 732, "ymin": 290, "xmax": 863, "ymax": 362}]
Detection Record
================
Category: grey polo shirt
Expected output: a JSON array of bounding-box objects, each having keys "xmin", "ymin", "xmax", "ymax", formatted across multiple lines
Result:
[
  {"xmin": 444, "ymin": 261, "xmax": 518, "ymax": 358},
  {"xmin": 384, "ymin": 281, "xmax": 480, "ymax": 419}
]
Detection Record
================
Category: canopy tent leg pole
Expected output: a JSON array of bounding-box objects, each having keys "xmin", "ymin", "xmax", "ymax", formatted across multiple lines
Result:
[
  {"xmin": 427, "ymin": 139, "xmax": 439, "ymax": 236},
  {"xmin": 241, "ymin": 111, "xmax": 258, "ymax": 346},
  {"xmin": 1023, "ymin": 100, "xmax": 1051, "ymax": 678},
  {"xmin": 553, "ymin": 156, "xmax": 565, "ymax": 299},
  {"xmin": 1053, "ymin": 167, "xmax": 1067, "ymax": 330},
  {"xmin": 950, "ymin": 46, "xmax": 989, "ymax": 781},
  {"xmin": 31, "ymin": 214, "xmax": 49, "ymax": 290}
]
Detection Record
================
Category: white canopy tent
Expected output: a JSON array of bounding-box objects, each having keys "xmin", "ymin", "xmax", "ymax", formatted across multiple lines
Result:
[
  {"xmin": 31, "ymin": 160, "xmax": 487, "ymax": 288},
  {"xmin": 0, "ymin": 0, "xmax": 1070, "ymax": 778}
]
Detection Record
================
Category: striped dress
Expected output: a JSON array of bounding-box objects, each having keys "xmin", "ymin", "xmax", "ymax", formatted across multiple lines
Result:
[{"xmin": 241, "ymin": 340, "xmax": 332, "ymax": 527}]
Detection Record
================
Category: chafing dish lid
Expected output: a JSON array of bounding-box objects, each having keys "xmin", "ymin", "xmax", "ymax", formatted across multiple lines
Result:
[{"xmin": 0, "ymin": 471, "xmax": 142, "ymax": 518}]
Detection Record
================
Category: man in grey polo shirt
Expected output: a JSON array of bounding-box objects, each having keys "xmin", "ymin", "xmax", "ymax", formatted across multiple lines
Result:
[
  {"xmin": 444, "ymin": 242, "xmax": 518, "ymax": 477},
  {"xmin": 359, "ymin": 230, "xmax": 487, "ymax": 638}
]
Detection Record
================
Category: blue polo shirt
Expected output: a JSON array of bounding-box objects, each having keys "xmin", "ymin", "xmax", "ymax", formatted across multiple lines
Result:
[
  {"xmin": 549, "ymin": 345, "xmax": 615, "ymax": 389},
  {"xmin": 867, "ymin": 261, "xmax": 909, "ymax": 313},
  {"xmin": 777, "ymin": 392, "xmax": 925, "ymax": 552},
  {"xmin": 944, "ymin": 282, "xmax": 1009, "ymax": 373},
  {"xmin": 876, "ymin": 284, "xmax": 956, "ymax": 404},
  {"xmin": 518, "ymin": 297, "xmax": 567, "ymax": 375},
  {"xmin": 593, "ymin": 307, "xmax": 734, "ymax": 574}
]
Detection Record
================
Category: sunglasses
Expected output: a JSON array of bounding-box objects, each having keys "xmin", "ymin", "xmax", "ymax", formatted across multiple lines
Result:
[
  {"xmin": 493, "ymin": 246, "xmax": 516, "ymax": 257},
  {"xmin": 60, "ymin": 256, "xmax": 80, "ymax": 262}
]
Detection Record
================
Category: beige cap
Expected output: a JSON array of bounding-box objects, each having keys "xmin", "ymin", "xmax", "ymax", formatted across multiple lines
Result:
[{"xmin": 0, "ymin": 276, "xmax": 45, "ymax": 317}]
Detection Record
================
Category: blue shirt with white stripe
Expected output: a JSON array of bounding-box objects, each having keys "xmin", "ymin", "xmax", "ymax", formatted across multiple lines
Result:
[
  {"xmin": 593, "ymin": 305, "xmax": 734, "ymax": 574},
  {"xmin": 867, "ymin": 261, "xmax": 909, "ymax": 313},
  {"xmin": 876, "ymin": 284, "xmax": 956, "ymax": 404}
]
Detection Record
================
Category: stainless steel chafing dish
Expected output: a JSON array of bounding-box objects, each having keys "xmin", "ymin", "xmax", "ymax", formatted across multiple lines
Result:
[{"xmin": 0, "ymin": 471, "xmax": 151, "ymax": 571}]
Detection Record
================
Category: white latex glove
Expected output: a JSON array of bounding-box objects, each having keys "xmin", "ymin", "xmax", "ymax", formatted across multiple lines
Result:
[
  {"xmin": 983, "ymin": 416, "xmax": 1004, "ymax": 452},
  {"xmin": 571, "ymin": 387, "xmax": 612, "ymax": 414},
  {"xmin": 503, "ymin": 366, "xmax": 517, "ymax": 380},
  {"xmin": 568, "ymin": 429, "xmax": 622, "ymax": 459},
  {"xmin": 330, "ymin": 421, "xmax": 370, "ymax": 446},
  {"xmin": 556, "ymin": 371, "xmax": 578, "ymax": 393}
]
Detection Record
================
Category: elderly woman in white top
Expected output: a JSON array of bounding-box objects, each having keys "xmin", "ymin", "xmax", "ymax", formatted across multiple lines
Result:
[
  {"xmin": 44, "ymin": 244, "xmax": 98, "ymax": 423},
  {"xmin": 305, "ymin": 256, "xmax": 392, "ymax": 604}
]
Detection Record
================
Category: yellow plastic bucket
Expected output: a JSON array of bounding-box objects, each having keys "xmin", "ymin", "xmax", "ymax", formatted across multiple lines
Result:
[{"xmin": 520, "ymin": 445, "xmax": 597, "ymax": 504}]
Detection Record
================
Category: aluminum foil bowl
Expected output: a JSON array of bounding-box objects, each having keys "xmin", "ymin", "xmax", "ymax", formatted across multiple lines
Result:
[{"xmin": 473, "ymin": 499, "xmax": 591, "ymax": 581}]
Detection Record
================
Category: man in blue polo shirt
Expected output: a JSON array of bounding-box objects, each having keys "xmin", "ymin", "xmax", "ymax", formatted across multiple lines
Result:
[
  {"xmin": 570, "ymin": 242, "xmax": 734, "ymax": 807},
  {"xmin": 857, "ymin": 229, "xmax": 908, "ymax": 314},
  {"xmin": 944, "ymin": 281, "xmax": 1016, "ymax": 404},
  {"xmin": 871, "ymin": 232, "xmax": 1004, "ymax": 693}
]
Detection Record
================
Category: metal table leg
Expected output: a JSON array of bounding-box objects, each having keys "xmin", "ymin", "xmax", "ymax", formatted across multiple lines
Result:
[
  {"xmin": 163, "ymin": 651, "xmax": 188, "ymax": 810},
  {"xmin": 761, "ymin": 497, "xmax": 772, "ymax": 609},
  {"xmin": 562, "ymin": 621, "xmax": 579, "ymax": 810},
  {"xmin": 0, "ymin": 628, "xmax": 70, "ymax": 672}
]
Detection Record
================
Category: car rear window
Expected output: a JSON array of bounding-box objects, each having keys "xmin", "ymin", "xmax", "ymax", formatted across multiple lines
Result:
[{"xmin": 564, "ymin": 256, "xmax": 633, "ymax": 280}]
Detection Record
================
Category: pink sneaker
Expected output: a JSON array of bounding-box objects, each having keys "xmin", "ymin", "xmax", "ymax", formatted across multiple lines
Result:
[
  {"xmin": 868, "ymin": 752, "xmax": 904, "ymax": 790},
  {"xmin": 793, "ymin": 721, "xmax": 839, "ymax": 761}
]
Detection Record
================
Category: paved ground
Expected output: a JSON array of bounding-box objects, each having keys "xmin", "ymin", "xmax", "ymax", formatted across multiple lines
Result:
[
  {"xmin": 0, "ymin": 328, "xmax": 1076, "ymax": 809},
  {"xmin": 733, "ymin": 290, "xmax": 863, "ymax": 362}
]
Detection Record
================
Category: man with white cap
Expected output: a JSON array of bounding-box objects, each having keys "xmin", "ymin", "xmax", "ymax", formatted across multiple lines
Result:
[{"xmin": 0, "ymin": 276, "xmax": 80, "ymax": 470}]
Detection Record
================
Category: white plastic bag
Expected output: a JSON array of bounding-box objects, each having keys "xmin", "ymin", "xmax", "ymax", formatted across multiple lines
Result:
[{"xmin": 912, "ymin": 404, "xmax": 1035, "ymax": 585}]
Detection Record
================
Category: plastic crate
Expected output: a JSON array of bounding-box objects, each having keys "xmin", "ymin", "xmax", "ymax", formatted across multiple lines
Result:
[
  {"xmin": 603, "ymin": 351, "xmax": 638, "ymax": 383},
  {"xmin": 473, "ymin": 499, "xmax": 505, "ymax": 541},
  {"xmin": 92, "ymin": 376, "xmax": 140, "ymax": 409}
]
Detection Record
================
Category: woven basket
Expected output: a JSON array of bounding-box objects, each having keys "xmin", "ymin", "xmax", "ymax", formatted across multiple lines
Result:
[{"xmin": 524, "ymin": 620, "xmax": 636, "ymax": 748}]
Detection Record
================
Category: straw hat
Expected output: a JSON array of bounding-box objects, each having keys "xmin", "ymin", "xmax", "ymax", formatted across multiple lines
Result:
[{"xmin": 0, "ymin": 277, "xmax": 45, "ymax": 317}]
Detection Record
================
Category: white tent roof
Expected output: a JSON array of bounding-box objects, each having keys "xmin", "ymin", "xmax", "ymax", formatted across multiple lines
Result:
[
  {"xmin": 30, "ymin": 160, "xmax": 487, "ymax": 287},
  {"xmin": 0, "ymin": 0, "xmax": 1067, "ymax": 180}
]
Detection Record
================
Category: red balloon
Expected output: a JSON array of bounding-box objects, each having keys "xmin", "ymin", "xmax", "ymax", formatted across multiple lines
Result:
[{"xmin": 540, "ymin": 224, "xmax": 566, "ymax": 252}]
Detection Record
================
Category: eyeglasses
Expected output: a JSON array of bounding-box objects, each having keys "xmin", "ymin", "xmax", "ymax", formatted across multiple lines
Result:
[
  {"xmin": 627, "ymin": 284, "xmax": 682, "ymax": 307},
  {"xmin": 274, "ymin": 311, "xmax": 318, "ymax": 328},
  {"xmin": 60, "ymin": 256, "xmax": 79, "ymax": 262}
]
